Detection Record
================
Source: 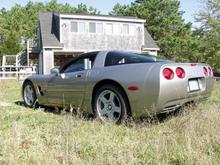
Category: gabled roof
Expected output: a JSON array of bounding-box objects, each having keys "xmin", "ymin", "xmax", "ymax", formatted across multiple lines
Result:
[
  {"xmin": 143, "ymin": 29, "xmax": 159, "ymax": 50},
  {"xmin": 39, "ymin": 12, "xmax": 63, "ymax": 48}
]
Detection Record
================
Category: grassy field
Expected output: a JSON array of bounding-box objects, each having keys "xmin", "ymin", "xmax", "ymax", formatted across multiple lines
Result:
[{"xmin": 0, "ymin": 80, "xmax": 220, "ymax": 164}]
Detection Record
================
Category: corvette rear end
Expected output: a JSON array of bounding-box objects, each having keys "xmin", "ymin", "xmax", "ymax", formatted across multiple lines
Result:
[{"xmin": 137, "ymin": 63, "xmax": 214, "ymax": 116}]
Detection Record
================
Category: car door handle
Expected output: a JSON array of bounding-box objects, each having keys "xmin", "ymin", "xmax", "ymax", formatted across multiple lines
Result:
[{"xmin": 75, "ymin": 74, "xmax": 82, "ymax": 78}]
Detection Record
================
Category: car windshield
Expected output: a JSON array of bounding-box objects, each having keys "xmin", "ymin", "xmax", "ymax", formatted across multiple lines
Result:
[{"xmin": 105, "ymin": 51, "xmax": 171, "ymax": 67}]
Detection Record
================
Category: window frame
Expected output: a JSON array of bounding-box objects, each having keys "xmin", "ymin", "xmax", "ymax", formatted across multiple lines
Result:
[
  {"xmin": 113, "ymin": 23, "xmax": 120, "ymax": 34},
  {"xmin": 129, "ymin": 24, "xmax": 136, "ymax": 36},
  {"xmin": 70, "ymin": 21, "xmax": 78, "ymax": 32},
  {"xmin": 105, "ymin": 23, "xmax": 113, "ymax": 34},
  {"xmin": 89, "ymin": 22, "xmax": 96, "ymax": 33},
  {"xmin": 70, "ymin": 21, "xmax": 86, "ymax": 33},
  {"xmin": 63, "ymin": 58, "xmax": 85, "ymax": 74},
  {"xmin": 89, "ymin": 22, "xmax": 104, "ymax": 34},
  {"xmin": 122, "ymin": 24, "xmax": 129, "ymax": 35},
  {"xmin": 96, "ymin": 22, "xmax": 104, "ymax": 34},
  {"xmin": 60, "ymin": 52, "xmax": 99, "ymax": 74},
  {"xmin": 104, "ymin": 51, "xmax": 164, "ymax": 67}
]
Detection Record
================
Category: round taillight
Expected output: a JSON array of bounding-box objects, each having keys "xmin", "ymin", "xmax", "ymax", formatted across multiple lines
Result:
[
  {"xmin": 203, "ymin": 67, "xmax": 208, "ymax": 76},
  {"xmin": 208, "ymin": 67, "xmax": 213, "ymax": 76},
  {"xmin": 163, "ymin": 68, "xmax": 174, "ymax": 80},
  {"xmin": 176, "ymin": 67, "xmax": 185, "ymax": 79}
]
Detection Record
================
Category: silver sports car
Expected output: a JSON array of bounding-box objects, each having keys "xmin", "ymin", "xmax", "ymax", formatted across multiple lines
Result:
[{"xmin": 22, "ymin": 51, "xmax": 214, "ymax": 123}]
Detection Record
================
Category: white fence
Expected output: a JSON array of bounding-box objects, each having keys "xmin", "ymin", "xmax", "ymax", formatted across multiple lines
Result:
[
  {"xmin": 2, "ymin": 52, "xmax": 27, "ymax": 67},
  {"xmin": 0, "ymin": 66, "xmax": 37, "ymax": 80}
]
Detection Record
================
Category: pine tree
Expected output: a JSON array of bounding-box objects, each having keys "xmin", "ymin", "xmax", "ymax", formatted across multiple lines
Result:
[
  {"xmin": 194, "ymin": 0, "xmax": 220, "ymax": 70},
  {"xmin": 111, "ymin": 0, "xmax": 196, "ymax": 62}
]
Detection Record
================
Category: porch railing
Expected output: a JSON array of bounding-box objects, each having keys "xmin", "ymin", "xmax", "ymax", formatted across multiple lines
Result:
[
  {"xmin": 28, "ymin": 38, "xmax": 40, "ymax": 53},
  {"xmin": 0, "ymin": 66, "xmax": 37, "ymax": 80}
]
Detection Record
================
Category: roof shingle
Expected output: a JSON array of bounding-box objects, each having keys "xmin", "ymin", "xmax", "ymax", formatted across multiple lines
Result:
[
  {"xmin": 143, "ymin": 28, "xmax": 159, "ymax": 50},
  {"xmin": 39, "ymin": 12, "xmax": 63, "ymax": 48}
]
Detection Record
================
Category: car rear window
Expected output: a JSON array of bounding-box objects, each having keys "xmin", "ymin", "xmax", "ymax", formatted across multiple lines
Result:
[{"xmin": 105, "ymin": 51, "xmax": 167, "ymax": 67}]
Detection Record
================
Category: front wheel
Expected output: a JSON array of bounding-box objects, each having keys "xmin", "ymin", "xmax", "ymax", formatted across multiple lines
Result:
[
  {"xmin": 23, "ymin": 81, "xmax": 37, "ymax": 108},
  {"xmin": 94, "ymin": 85, "xmax": 128, "ymax": 124}
]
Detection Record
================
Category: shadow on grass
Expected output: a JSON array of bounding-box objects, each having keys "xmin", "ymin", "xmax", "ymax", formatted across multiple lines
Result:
[
  {"xmin": 15, "ymin": 101, "xmax": 59, "ymax": 115},
  {"xmin": 14, "ymin": 100, "xmax": 195, "ymax": 127},
  {"xmin": 128, "ymin": 102, "xmax": 197, "ymax": 127},
  {"xmin": 14, "ymin": 101, "xmax": 94, "ymax": 120},
  {"xmin": 130, "ymin": 108, "xmax": 183, "ymax": 126}
]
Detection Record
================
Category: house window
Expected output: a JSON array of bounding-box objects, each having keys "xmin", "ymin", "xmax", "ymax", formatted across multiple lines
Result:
[
  {"xmin": 113, "ymin": 24, "xmax": 120, "ymax": 34},
  {"xmin": 130, "ymin": 25, "xmax": 135, "ymax": 35},
  {"xmin": 106, "ymin": 23, "xmax": 113, "ymax": 34},
  {"xmin": 89, "ymin": 22, "xmax": 96, "ymax": 33},
  {"xmin": 78, "ymin": 22, "xmax": 85, "ymax": 33},
  {"xmin": 71, "ymin": 22, "xmax": 85, "ymax": 33},
  {"xmin": 71, "ymin": 22, "xmax": 78, "ymax": 32},
  {"xmin": 96, "ymin": 23, "xmax": 103, "ymax": 33},
  {"xmin": 123, "ymin": 24, "xmax": 129, "ymax": 34},
  {"xmin": 89, "ymin": 22, "xmax": 103, "ymax": 33}
]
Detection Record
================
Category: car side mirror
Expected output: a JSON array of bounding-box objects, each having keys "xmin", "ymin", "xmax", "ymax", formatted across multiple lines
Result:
[
  {"xmin": 84, "ymin": 58, "xmax": 92, "ymax": 70},
  {"xmin": 50, "ymin": 68, "xmax": 59, "ymax": 76}
]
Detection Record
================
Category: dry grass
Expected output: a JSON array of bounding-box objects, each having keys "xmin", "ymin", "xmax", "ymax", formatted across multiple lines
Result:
[{"xmin": 0, "ymin": 80, "xmax": 220, "ymax": 164}]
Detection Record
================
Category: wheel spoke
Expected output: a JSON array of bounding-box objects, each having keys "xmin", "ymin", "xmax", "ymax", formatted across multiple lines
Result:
[
  {"xmin": 29, "ymin": 88, "xmax": 34, "ymax": 94},
  {"xmin": 100, "ymin": 95, "xmax": 108, "ymax": 104},
  {"xmin": 107, "ymin": 111, "xmax": 115, "ymax": 122},
  {"xmin": 28, "ymin": 86, "xmax": 31, "ymax": 93},
  {"xmin": 109, "ymin": 92, "xmax": 115, "ymax": 102},
  {"xmin": 29, "ymin": 95, "xmax": 33, "ymax": 102},
  {"xmin": 112, "ymin": 105, "xmax": 121, "ymax": 113},
  {"xmin": 100, "ymin": 108, "xmax": 108, "ymax": 116},
  {"xmin": 25, "ymin": 88, "xmax": 29, "ymax": 95}
]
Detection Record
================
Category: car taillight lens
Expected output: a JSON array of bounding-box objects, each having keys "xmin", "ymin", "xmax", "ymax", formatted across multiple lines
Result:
[
  {"xmin": 208, "ymin": 67, "xmax": 213, "ymax": 76},
  {"xmin": 163, "ymin": 68, "xmax": 174, "ymax": 80},
  {"xmin": 176, "ymin": 67, "xmax": 185, "ymax": 79},
  {"xmin": 203, "ymin": 67, "xmax": 208, "ymax": 76}
]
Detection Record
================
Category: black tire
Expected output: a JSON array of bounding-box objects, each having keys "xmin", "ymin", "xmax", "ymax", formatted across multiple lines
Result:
[
  {"xmin": 93, "ymin": 84, "xmax": 129, "ymax": 124},
  {"xmin": 22, "ymin": 81, "xmax": 37, "ymax": 108}
]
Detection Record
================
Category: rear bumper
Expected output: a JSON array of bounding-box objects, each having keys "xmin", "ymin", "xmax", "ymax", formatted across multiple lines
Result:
[
  {"xmin": 130, "ymin": 77, "xmax": 214, "ymax": 118},
  {"xmin": 159, "ymin": 94, "xmax": 209, "ymax": 113},
  {"xmin": 131, "ymin": 92, "xmax": 210, "ymax": 118}
]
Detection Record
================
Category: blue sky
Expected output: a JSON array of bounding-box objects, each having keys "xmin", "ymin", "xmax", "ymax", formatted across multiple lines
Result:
[{"xmin": 0, "ymin": 0, "xmax": 203, "ymax": 26}]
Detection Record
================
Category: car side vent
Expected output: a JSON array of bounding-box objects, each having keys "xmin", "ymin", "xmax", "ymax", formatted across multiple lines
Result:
[{"xmin": 38, "ymin": 86, "xmax": 44, "ymax": 96}]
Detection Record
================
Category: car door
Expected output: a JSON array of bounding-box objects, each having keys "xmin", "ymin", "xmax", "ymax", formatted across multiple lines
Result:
[{"xmin": 47, "ymin": 58, "xmax": 89, "ymax": 107}]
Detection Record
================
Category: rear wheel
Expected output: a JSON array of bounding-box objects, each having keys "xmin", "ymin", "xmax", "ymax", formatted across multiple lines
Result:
[
  {"xmin": 23, "ymin": 81, "xmax": 37, "ymax": 108},
  {"xmin": 94, "ymin": 85, "xmax": 128, "ymax": 124}
]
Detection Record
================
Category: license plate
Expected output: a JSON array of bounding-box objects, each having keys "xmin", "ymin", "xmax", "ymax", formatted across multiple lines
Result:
[{"xmin": 188, "ymin": 79, "xmax": 200, "ymax": 92}]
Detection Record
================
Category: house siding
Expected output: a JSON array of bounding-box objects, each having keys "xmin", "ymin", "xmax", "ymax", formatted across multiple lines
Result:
[
  {"xmin": 43, "ymin": 49, "xmax": 54, "ymax": 74},
  {"xmin": 60, "ymin": 19, "xmax": 144, "ymax": 52},
  {"xmin": 38, "ymin": 52, "xmax": 43, "ymax": 74}
]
